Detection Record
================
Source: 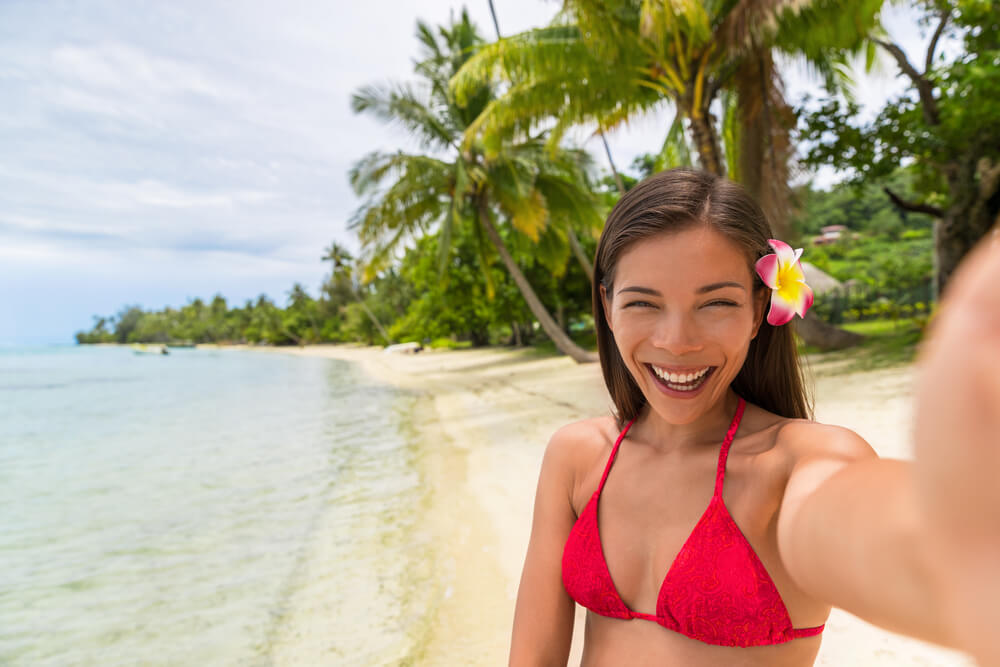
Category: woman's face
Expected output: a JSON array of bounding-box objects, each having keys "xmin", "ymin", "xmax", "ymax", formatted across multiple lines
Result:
[{"xmin": 601, "ymin": 225, "xmax": 766, "ymax": 425}]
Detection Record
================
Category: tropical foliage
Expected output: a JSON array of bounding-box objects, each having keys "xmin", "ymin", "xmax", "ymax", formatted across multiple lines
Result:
[
  {"xmin": 349, "ymin": 9, "xmax": 604, "ymax": 361},
  {"xmin": 799, "ymin": 0, "xmax": 1000, "ymax": 294},
  {"xmin": 451, "ymin": 0, "xmax": 884, "ymax": 234}
]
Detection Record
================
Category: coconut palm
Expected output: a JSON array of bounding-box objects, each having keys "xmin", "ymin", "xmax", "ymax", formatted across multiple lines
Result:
[
  {"xmin": 452, "ymin": 0, "xmax": 883, "ymax": 237},
  {"xmin": 349, "ymin": 11, "xmax": 604, "ymax": 362}
]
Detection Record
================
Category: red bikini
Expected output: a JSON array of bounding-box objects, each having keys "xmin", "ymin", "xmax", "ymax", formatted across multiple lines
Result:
[{"xmin": 561, "ymin": 397, "xmax": 825, "ymax": 647}]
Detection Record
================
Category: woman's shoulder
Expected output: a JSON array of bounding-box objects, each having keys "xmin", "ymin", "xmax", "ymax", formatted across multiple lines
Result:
[
  {"xmin": 767, "ymin": 412, "xmax": 880, "ymax": 466},
  {"xmin": 542, "ymin": 416, "xmax": 621, "ymax": 500},
  {"xmin": 545, "ymin": 415, "xmax": 620, "ymax": 467}
]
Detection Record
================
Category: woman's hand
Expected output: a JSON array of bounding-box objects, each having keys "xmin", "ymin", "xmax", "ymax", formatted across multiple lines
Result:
[{"xmin": 913, "ymin": 230, "xmax": 1000, "ymax": 664}]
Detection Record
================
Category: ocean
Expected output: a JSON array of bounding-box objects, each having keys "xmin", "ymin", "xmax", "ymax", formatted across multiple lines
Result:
[{"xmin": 0, "ymin": 345, "xmax": 436, "ymax": 666}]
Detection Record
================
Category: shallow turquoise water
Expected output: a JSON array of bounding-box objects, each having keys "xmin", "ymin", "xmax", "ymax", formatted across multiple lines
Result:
[{"xmin": 0, "ymin": 345, "xmax": 431, "ymax": 665}]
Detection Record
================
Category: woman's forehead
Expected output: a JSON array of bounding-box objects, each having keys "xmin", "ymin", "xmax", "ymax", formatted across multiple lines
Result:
[{"xmin": 614, "ymin": 227, "xmax": 753, "ymax": 287}]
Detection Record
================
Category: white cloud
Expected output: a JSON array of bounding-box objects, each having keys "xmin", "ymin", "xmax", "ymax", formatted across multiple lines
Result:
[{"xmin": 50, "ymin": 43, "xmax": 240, "ymax": 101}]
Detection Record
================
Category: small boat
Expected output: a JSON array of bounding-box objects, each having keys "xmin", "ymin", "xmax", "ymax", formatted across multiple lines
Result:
[
  {"xmin": 132, "ymin": 344, "xmax": 169, "ymax": 356},
  {"xmin": 383, "ymin": 341, "xmax": 423, "ymax": 354}
]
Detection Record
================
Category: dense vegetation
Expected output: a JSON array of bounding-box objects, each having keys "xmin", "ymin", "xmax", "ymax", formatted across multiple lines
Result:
[{"xmin": 77, "ymin": 1, "xmax": 998, "ymax": 357}]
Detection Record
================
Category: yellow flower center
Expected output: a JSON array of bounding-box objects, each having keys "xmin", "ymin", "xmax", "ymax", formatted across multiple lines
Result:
[{"xmin": 776, "ymin": 263, "xmax": 803, "ymax": 302}]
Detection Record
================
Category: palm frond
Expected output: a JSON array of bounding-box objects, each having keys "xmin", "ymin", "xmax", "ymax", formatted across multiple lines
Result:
[
  {"xmin": 772, "ymin": 0, "xmax": 883, "ymax": 66},
  {"xmin": 451, "ymin": 25, "xmax": 592, "ymax": 107},
  {"xmin": 655, "ymin": 111, "xmax": 694, "ymax": 172},
  {"xmin": 351, "ymin": 82, "xmax": 458, "ymax": 152},
  {"xmin": 348, "ymin": 153, "xmax": 454, "ymax": 252},
  {"xmin": 639, "ymin": 0, "xmax": 712, "ymax": 51},
  {"xmin": 349, "ymin": 151, "xmax": 452, "ymax": 196},
  {"xmin": 532, "ymin": 217, "xmax": 571, "ymax": 277}
]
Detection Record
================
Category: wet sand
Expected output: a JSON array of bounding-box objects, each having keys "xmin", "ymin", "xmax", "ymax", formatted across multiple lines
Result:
[{"xmin": 271, "ymin": 344, "xmax": 974, "ymax": 666}]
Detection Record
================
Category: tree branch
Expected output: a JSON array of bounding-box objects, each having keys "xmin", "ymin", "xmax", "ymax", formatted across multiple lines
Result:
[
  {"xmin": 925, "ymin": 8, "xmax": 951, "ymax": 75},
  {"xmin": 875, "ymin": 38, "xmax": 923, "ymax": 84},
  {"xmin": 884, "ymin": 187, "xmax": 944, "ymax": 218},
  {"xmin": 874, "ymin": 39, "xmax": 940, "ymax": 125}
]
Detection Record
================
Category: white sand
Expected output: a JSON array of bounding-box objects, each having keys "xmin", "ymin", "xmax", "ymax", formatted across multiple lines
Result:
[{"xmin": 271, "ymin": 344, "xmax": 974, "ymax": 666}]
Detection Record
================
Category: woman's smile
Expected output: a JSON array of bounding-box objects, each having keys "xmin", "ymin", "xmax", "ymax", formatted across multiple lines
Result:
[{"xmin": 646, "ymin": 364, "xmax": 717, "ymax": 397}]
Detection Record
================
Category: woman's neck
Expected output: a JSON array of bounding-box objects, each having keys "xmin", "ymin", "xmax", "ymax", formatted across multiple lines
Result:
[{"xmin": 634, "ymin": 390, "xmax": 741, "ymax": 454}]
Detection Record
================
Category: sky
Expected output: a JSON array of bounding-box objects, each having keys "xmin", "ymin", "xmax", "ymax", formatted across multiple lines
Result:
[{"xmin": 0, "ymin": 0, "xmax": 936, "ymax": 345}]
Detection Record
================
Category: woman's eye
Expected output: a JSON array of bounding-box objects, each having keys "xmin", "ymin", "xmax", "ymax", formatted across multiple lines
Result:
[
  {"xmin": 705, "ymin": 300, "xmax": 737, "ymax": 308},
  {"xmin": 624, "ymin": 300, "xmax": 654, "ymax": 309}
]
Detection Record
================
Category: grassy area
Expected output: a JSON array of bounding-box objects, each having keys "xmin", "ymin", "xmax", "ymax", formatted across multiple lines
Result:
[
  {"xmin": 526, "ymin": 329, "xmax": 598, "ymax": 358},
  {"xmin": 427, "ymin": 337, "xmax": 474, "ymax": 350},
  {"xmin": 801, "ymin": 317, "xmax": 925, "ymax": 374}
]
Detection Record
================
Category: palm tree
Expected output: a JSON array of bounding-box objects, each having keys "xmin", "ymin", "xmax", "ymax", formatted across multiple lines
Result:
[
  {"xmin": 452, "ymin": 0, "xmax": 883, "ymax": 236},
  {"xmin": 487, "ymin": 0, "xmax": 608, "ymax": 284},
  {"xmin": 349, "ymin": 11, "xmax": 604, "ymax": 362},
  {"xmin": 453, "ymin": 0, "xmax": 877, "ymax": 349},
  {"xmin": 321, "ymin": 242, "xmax": 393, "ymax": 345}
]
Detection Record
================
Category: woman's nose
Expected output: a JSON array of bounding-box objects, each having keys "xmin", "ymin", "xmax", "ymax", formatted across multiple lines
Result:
[{"xmin": 650, "ymin": 313, "xmax": 704, "ymax": 355}]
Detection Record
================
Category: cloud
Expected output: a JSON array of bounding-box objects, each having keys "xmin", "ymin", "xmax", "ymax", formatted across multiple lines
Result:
[{"xmin": 50, "ymin": 42, "xmax": 241, "ymax": 102}]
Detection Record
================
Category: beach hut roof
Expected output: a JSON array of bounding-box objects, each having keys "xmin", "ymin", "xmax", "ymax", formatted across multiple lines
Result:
[{"xmin": 800, "ymin": 261, "xmax": 842, "ymax": 295}]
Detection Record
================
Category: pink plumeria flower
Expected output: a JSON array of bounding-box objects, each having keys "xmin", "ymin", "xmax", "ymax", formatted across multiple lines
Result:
[{"xmin": 754, "ymin": 239, "xmax": 814, "ymax": 326}]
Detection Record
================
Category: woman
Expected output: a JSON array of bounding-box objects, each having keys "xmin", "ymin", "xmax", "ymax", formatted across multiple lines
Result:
[{"xmin": 509, "ymin": 167, "xmax": 987, "ymax": 665}]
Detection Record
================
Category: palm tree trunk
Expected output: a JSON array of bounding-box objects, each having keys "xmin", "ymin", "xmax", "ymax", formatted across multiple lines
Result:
[
  {"xmin": 935, "ymin": 159, "xmax": 1000, "ymax": 296},
  {"xmin": 599, "ymin": 129, "xmax": 626, "ymax": 196},
  {"xmin": 688, "ymin": 111, "xmax": 725, "ymax": 177},
  {"xmin": 477, "ymin": 200, "xmax": 597, "ymax": 363},
  {"xmin": 567, "ymin": 227, "xmax": 594, "ymax": 283},
  {"xmin": 353, "ymin": 290, "xmax": 393, "ymax": 345},
  {"xmin": 488, "ymin": 0, "xmax": 501, "ymax": 39}
]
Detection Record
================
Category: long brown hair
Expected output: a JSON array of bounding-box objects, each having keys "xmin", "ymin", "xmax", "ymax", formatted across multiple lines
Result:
[{"xmin": 593, "ymin": 167, "xmax": 812, "ymax": 426}]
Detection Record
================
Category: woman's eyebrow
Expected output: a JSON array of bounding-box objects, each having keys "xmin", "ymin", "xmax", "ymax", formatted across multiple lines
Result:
[
  {"xmin": 696, "ymin": 281, "xmax": 746, "ymax": 293},
  {"xmin": 616, "ymin": 286, "xmax": 661, "ymax": 297},
  {"xmin": 617, "ymin": 282, "xmax": 746, "ymax": 297}
]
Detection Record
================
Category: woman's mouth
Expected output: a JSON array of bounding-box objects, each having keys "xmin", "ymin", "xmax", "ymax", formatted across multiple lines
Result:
[{"xmin": 646, "ymin": 364, "xmax": 716, "ymax": 396}]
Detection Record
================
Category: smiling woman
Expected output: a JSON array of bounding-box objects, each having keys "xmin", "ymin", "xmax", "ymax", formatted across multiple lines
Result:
[
  {"xmin": 508, "ymin": 168, "xmax": 979, "ymax": 666},
  {"xmin": 593, "ymin": 169, "xmax": 811, "ymax": 430}
]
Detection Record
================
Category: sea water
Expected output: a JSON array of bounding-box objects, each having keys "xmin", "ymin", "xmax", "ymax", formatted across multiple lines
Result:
[{"xmin": 0, "ymin": 345, "xmax": 433, "ymax": 666}]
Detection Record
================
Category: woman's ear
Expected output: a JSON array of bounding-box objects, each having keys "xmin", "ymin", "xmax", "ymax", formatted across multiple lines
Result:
[{"xmin": 600, "ymin": 283, "xmax": 614, "ymax": 333}]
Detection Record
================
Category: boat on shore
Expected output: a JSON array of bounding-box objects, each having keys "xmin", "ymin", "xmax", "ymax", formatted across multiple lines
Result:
[{"xmin": 132, "ymin": 344, "xmax": 169, "ymax": 356}]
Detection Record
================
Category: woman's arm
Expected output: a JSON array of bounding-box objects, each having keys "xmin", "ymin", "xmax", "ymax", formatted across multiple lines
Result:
[
  {"xmin": 774, "ymin": 425, "xmax": 956, "ymax": 646},
  {"xmin": 509, "ymin": 423, "xmax": 590, "ymax": 666},
  {"xmin": 913, "ymin": 233, "xmax": 1000, "ymax": 665}
]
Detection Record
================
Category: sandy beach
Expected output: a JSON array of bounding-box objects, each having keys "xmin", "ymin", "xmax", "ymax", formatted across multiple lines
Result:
[{"xmin": 271, "ymin": 343, "xmax": 974, "ymax": 666}]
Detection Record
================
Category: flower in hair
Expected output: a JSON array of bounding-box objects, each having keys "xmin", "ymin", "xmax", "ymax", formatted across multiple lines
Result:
[{"xmin": 754, "ymin": 239, "xmax": 813, "ymax": 326}]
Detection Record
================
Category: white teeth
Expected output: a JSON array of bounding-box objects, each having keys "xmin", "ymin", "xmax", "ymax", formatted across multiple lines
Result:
[
  {"xmin": 667, "ymin": 381, "xmax": 698, "ymax": 392},
  {"xmin": 653, "ymin": 366, "xmax": 710, "ymax": 382},
  {"xmin": 653, "ymin": 366, "xmax": 711, "ymax": 391}
]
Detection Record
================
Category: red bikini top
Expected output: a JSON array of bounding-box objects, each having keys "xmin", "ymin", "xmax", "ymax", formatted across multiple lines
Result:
[{"xmin": 561, "ymin": 397, "xmax": 825, "ymax": 647}]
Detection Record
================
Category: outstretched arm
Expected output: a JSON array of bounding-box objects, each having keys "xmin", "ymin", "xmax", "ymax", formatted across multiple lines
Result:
[
  {"xmin": 913, "ymin": 233, "xmax": 1000, "ymax": 665},
  {"xmin": 775, "ymin": 439, "xmax": 954, "ymax": 646},
  {"xmin": 509, "ymin": 425, "xmax": 584, "ymax": 666},
  {"xmin": 776, "ymin": 234, "xmax": 1000, "ymax": 658}
]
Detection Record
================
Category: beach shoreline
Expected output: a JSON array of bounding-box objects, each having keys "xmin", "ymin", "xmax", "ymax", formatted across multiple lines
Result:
[{"xmin": 243, "ymin": 342, "xmax": 972, "ymax": 666}]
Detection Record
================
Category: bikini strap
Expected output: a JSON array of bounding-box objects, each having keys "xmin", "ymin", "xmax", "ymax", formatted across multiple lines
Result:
[
  {"xmin": 714, "ymin": 397, "xmax": 746, "ymax": 498},
  {"xmin": 597, "ymin": 418, "xmax": 635, "ymax": 493}
]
